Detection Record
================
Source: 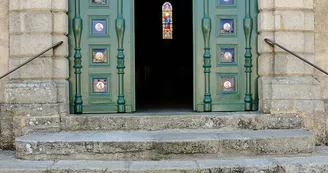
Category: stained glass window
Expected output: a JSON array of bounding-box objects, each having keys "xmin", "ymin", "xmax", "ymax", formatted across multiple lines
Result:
[{"xmin": 162, "ymin": 2, "xmax": 173, "ymax": 39}]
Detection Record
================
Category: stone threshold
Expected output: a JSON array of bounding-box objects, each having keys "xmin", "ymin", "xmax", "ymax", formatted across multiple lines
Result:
[
  {"xmin": 69, "ymin": 111, "xmax": 263, "ymax": 116},
  {"xmin": 1, "ymin": 147, "xmax": 328, "ymax": 173},
  {"xmin": 61, "ymin": 112, "xmax": 304, "ymax": 131}
]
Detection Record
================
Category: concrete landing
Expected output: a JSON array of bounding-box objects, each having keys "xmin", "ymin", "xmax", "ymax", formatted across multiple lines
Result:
[
  {"xmin": 15, "ymin": 129, "xmax": 314, "ymax": 160},
  {"xmin": 1, "ymin": 147, "xmax": 328, "ymax": 173}
]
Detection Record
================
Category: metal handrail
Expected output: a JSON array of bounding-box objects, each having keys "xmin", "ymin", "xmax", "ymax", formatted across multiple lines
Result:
[
  {"xmin": 0, "ymin": 41, "xmax": 63, "ymax": 80},
  {"xmin": 264, "ymin": 38, "xmax": 328, "ymax": 76}
]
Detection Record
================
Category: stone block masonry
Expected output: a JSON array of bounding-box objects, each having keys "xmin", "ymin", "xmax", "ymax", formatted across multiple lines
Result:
[
  {"xmin": 0, "ymin": 0, "xmax": 69, "ymax": 149},
  {"xmin": 0, "ymin": 0, "xmax": 10, "ymax": 149},
  {"xmin": 258, "ymin": 0, "xmax": 324, "ymax": 114},
  {"xmin": 257, "ymin": 0, "xmax": 328, "ymax": 145},
  {"xmin": 314, "ymin": 0, "xmax": 328, "ymax": 145}
]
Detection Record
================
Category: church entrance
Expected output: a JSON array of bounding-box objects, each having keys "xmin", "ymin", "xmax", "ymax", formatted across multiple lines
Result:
[
  {"xmin": 135, "ymin": 0, "xmax": 193, "ymax": 111},
  {"xmin": 68, "ymin": 0, "xmax": 259, "ymax": 114}
]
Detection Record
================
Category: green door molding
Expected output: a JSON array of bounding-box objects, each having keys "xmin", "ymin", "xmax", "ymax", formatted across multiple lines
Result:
[
  {"xmin": 72, "ymin": 0, "xmax": 83, "ymax": 114},
  {"xmin": 68, "ymin": 0, "xmax": 135, "ymax": 114},
  {"xmin": 201, "ymin": 0, "xmax": 212, "ymax": 112},
  {"xmin": 193, "ymin": 0, "xmax": 259, "ymax": 112}
]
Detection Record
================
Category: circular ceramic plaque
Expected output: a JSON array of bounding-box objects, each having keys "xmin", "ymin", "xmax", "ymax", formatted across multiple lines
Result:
[
  {"xmin": 96, "ymin": 81, "xmax": 105, "ymax": 90},
  {"xmin": 95, "ymin": 52, "xmax": 104, "ymax": 61},
  {"xmin": 95, "ymin": 23, "xmax": 104, "ymax": 32},
  {"xmin": 223, "ymin": 81, "xmax": 232, "ymax": 89},
  {"xmin": 224, "ymin": 52, "xmax": 232, "ymax": 61},
  {"xmin": 223, "ymin": 23, "xmax": 231, "ymax": 31}
]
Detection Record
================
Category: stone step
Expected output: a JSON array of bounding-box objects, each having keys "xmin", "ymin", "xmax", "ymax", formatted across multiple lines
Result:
[
  {"xmin": 15, "ymin": 129, "xmax": 315, "ymax": 160},
  {"xmin": 61, "ymin": 112, "xmax": 304, "ymax": 131},
  {"xmin": 2, "ymin": 147, "xmax": 328, "ymax": 173}
]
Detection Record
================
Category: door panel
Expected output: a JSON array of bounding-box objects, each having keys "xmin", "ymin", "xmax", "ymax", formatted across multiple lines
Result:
[
  {"xmin": 68, "ymin": 0, "xmax": 135, "ymax": 113},
  {"xmin": 193, "ymin": 0, "xmax": 258, "ymax": 111}
]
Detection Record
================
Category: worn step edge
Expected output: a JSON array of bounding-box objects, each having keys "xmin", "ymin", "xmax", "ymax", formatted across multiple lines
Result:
[
  {"xmin": 61, "ymin": 112, "xmax": 304, "ymax": 131},
  {"xmin": 2, "ymin": 147, "xmax": 328, "ymax": 173},
  {"xmin": 15, "ymin": 129, "xmax": 315, "ymax": 160}
]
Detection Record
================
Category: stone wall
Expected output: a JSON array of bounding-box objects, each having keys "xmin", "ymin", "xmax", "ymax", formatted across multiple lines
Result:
[
  {"xmin": 258, "ymin": 0, "xmax": 323, "ymax": 113},
  {"xmin": 258, "ymin": 0, "xmax": 327, "ymax": 144},
  {"xmin": 0, "ymin": 0, "xmax": 10, "ymax": 149},
  {"xmin": 0, "ymin": 0, "xmax": 69, "ymax": 149},
  {"xmin": 314, "ymin": 0, "xmax": 328, "ymax": 144}
]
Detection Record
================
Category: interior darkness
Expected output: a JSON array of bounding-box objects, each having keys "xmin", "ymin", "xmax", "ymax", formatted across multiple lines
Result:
[{"xmin": 135, "ymin": 0, "xmax": 193, "ymax": 111}]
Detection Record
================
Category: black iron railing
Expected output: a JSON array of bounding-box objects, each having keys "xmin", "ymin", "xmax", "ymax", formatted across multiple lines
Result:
[
  {"xmin": 0, "ymin": 41, "xmax": 63, "ymax": 80},
  {"xmin": 264, "ymin": 38, "xmax": 328, "ymax": 76}
]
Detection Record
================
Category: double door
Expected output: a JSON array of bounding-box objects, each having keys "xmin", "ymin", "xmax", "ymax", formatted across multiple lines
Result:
[{"xmin": 68, "ymin": 0, "xmax": 258, "ymax": 113}]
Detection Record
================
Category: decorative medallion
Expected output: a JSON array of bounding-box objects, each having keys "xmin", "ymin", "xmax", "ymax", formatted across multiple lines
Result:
[
  {"xmin": 97, "ymin": 81, "xmax": 105, "ymax": 90},
  {"xmin": 220, "ymin": 19, "xmax": 234, "ymax": 33},
  {"xmin": 92, "ymin": 20, "xmax": 107, "ymax": 34},
  {"xmin": 224, "ymin": 81, "xmax": 232, "ymax": 89},
  {"xmin": 221, "ymin": 77, "xmax": 235, "ymax": 92},
  {"xmin": 220, "ymin": 48, "xmax": 234, "ymax": 62},
  {"xmin": 223, "ymin": 23, "xmax": 231, "ymax": 31},
  {"xmin": 93, "ymin": 49, "xmax": 107, "ymax": 63},
  {"xmin": 95, "ymin": 23, "xmax": 104, "ymax": 32},
  {"xmin": 92, "ymin": 0, "xmax": 105, "ymax": 4},
  {"xmin": 220, "ymin": 0, "xmax": 234, "ymax": 5},
  {"xmin": 93, "ymin": 78, "xmax": 108, "ymax": 93}
]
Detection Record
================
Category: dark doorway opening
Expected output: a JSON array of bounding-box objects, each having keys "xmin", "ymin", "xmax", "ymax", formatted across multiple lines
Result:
[{"xmin": 135, "ymin": 0, "xmax": 193, "ymax": 112}]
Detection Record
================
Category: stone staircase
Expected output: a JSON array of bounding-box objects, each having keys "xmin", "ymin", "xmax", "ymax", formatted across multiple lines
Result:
[{"xmin": 4, "ymin": 112, "xmax": 328, "ymax": 172}]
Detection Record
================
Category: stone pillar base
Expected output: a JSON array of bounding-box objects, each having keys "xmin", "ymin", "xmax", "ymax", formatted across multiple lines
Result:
[{"xmin": 260, "ymin": 77, "xmax": 324, "ymax": 114}]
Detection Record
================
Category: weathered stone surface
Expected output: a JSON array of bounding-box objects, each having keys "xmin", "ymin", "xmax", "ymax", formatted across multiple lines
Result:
[
  {"xmin": 10, "ymin": 34, "xmax": 53, "ymax": 56},
  {"xmin": 21, "ymin": 12, "xmax": 53, "ymax": 33},
  {"xmin": 12, "ymin": 114, "xmax": 60, "ymax": 144},
  {"xmin": 274, "ymin": 32, "xmax": 305, "ymax": 53},
  {"xmin": 0, "ymin": 112, "xmax": 13, "ymax": 149},
  {"xmin": 258, "ymin": 54, "xmax": 274, "ymax": 76},
  {"xmin": 52, "ymin": 34, "xmax": 68, "ymax": 57},
  {"xmin": 314, "ymin": 0, "xmax": 328, "ymax": 146},
  {"xmin": 3, "ymin": 147, "xmax": 328, "ymax": 173},
  {"xmin": 9, "ymin": 58, "xmax": 53, "ymax": 79},
  {"xmin": 275, "ymin": 0, "xmax": 313, "ymax": 10},
  {"xmin": 257, "ymin": 0, "xmax": 325, "ymax": 120},
  {"xmin": 52, "ymin": 0, "xmax": 68, "ymax": 12},
  {"xmin": 1, "ymin": 103, "xmax": 60, "ymax": 117},
  {"xmin": 258, "ymin": 32, "xmax": 274, "ymax": 54},
  {"xmin": 53, "ymin": 12, "xmax": 68, "ymax": 34},
  {"xmin": 61, "ymin": 112, "xmax": 304, "ymax": 131},
  {"xmin": 14, "ymin": 0, "xmax": 52, "ymax": 10},
  {"xmin": 15, "ymin": 129, "xmax": 314, "ymax": 160},
  {"xmin": 274, "ymin": 11, "xmax": 307, "ymax": 31},
  {"xmin": 258, "ymin": 11, "xmax": 274, "ymax": 32},
  {"xmin": 0, "ymin": 0, "xmax": 9, "ymax": 150},
  {"xmin": 53, "ymin": 59, "xmax": 68, "ymax": 79},
  {"xmin": 273, "ymin": 54, "xmax": 314, "ymax": 76},
  {"xmin": 5, "ymin": 81, "xmax": 58, "ymax": 104},
  {"xmin": 263, "ymin": 77, "xmax": 325, "ymax": 113}
]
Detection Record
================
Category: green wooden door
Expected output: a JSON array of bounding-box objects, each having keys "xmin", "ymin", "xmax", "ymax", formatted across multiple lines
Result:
[
  {"xmin": 68, "ymin": 0, "xmax": 135, "ymax": 114},
  {"xmin": 193, "ymin": 0, "xmax": 258, "ymax": 112}
]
